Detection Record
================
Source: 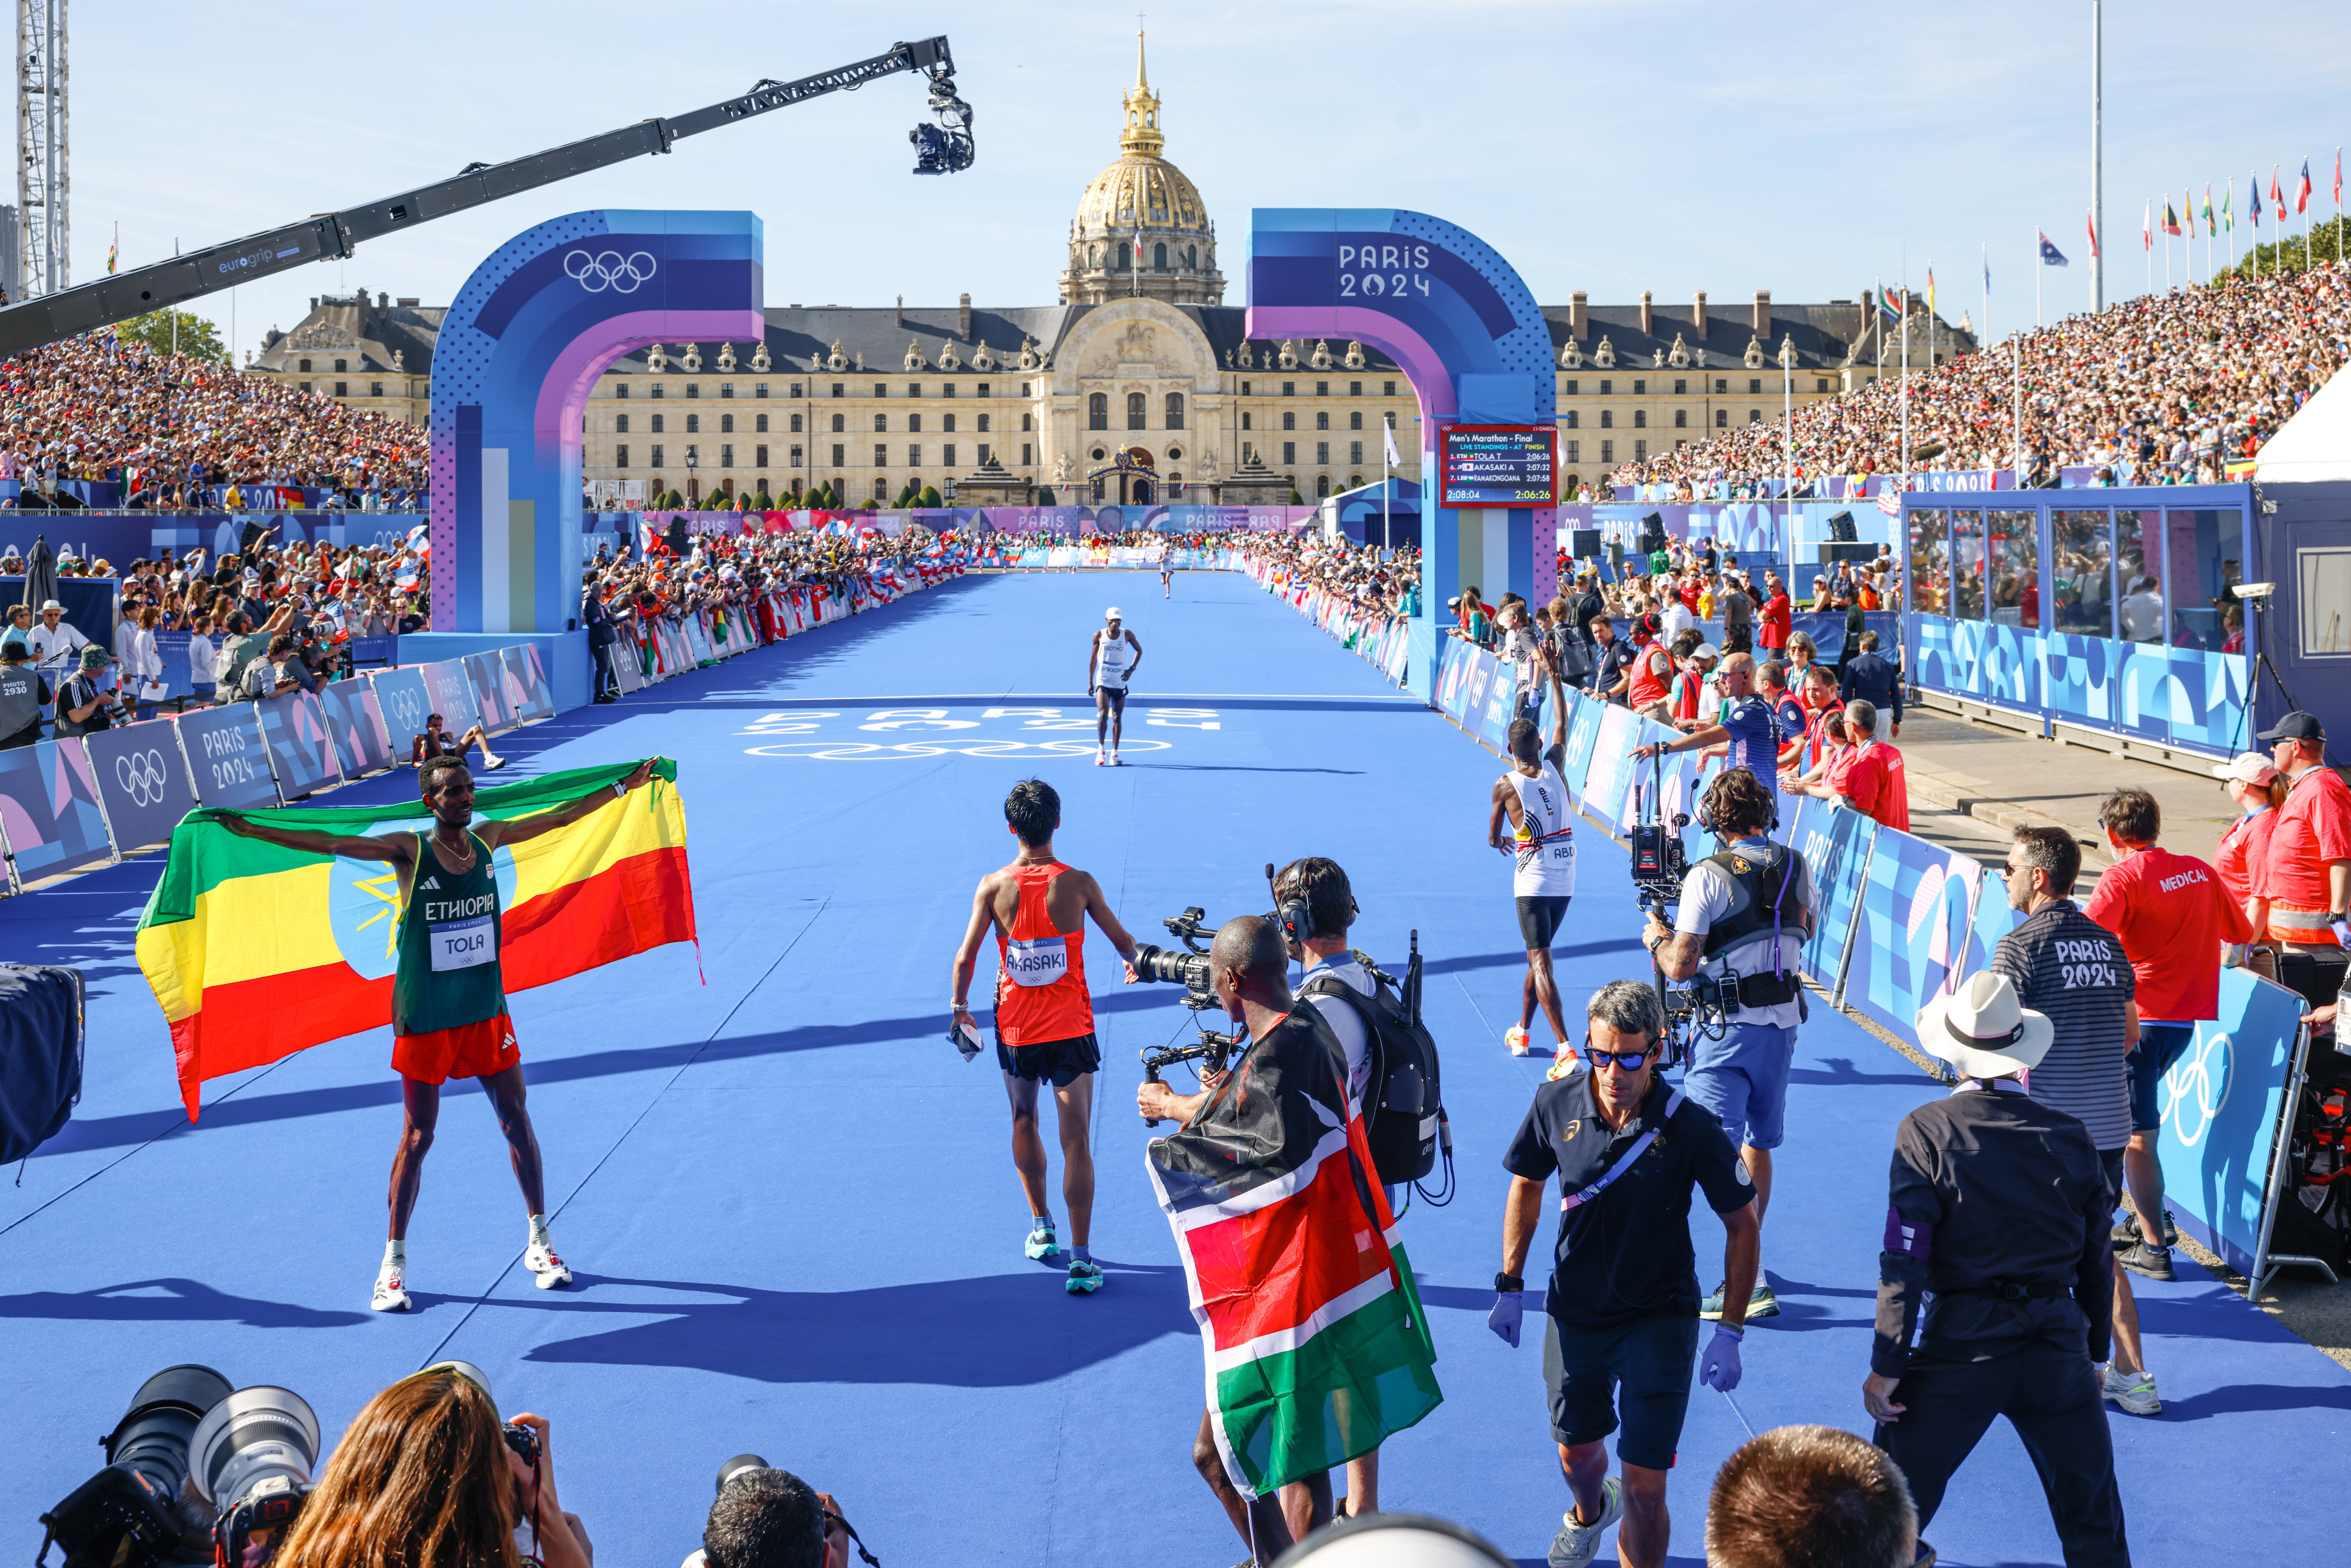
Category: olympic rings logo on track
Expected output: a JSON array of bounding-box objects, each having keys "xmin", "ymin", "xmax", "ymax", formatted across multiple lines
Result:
[
  {"xmin": 746, "ymin": 738, "xmax": 1174, "ymax": 763},
  {"xmin": 115, "ymin": 748, "xmax": 172, "ymax": 808},
  {"xmin": 564, "ymin": 249, "xmax": 657, "ymax": 293},
  {"xmin": 2159, "ymin": 1031, "xmax": 2233, "ymax": 1149}
]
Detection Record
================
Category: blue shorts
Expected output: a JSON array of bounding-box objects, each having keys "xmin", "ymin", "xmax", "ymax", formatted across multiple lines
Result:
[
  {"xmin": 2129, "ymin": 1023, "xmax": 2198, "ymax": 1134},
  {"xmin": 1541, "ymin": 1311, "xmax": 1700, "ymax": 1470},
  {"xmin": 1681, "ymin": 1021, "xmax": 1794, "ymax": 1151}
]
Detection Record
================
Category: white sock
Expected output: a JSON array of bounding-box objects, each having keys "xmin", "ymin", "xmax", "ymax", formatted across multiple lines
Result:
[
  {"xmin": 528, "ymin": 1213, "xmax": 551, "ymax": 1250},
  {"xmin": 382, "ymin": 1239, "xmax": 406, "ymax": 1275}
]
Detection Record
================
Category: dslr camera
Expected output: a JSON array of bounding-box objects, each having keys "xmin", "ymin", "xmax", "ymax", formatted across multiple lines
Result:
[{"xmin": 1130, "ymin": 906, "xmax": 1242, "ymax": 1126}]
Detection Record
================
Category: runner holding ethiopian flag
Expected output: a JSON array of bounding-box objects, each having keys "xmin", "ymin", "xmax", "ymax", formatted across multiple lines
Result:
[{"xmin": 219, "ymin": 754, "xmax": 656, "ymax": 1313}]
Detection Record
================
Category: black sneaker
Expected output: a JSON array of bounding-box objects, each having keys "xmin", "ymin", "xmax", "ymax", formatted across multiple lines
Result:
[
  {"xmin": 2116, "ymin": 1240, "xmax": 2177, "ymax": 1281},
  {"xmin": 2112, "ymin": 1210, "xmax": 2180, "ymax": 1247}
]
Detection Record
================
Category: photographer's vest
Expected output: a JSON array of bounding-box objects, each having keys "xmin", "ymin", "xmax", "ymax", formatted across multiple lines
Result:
[
  {"xmin": 995, "ymin": 861, "xmax": 1094, "ymax": 1046},
  {"xmin": 0, "ymin": 663, "xmax": 44, "ymax": 739},
  {"xmin": 393, "ymin": 832, "xmax": 507, "ymax": 1037},
  {"xmin": 1699, "ymin": 841, "xmax": 1807, "ymax": 970}
]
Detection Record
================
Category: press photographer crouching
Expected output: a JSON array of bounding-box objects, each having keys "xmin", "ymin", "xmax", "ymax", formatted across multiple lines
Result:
[
  {"xmin": 1638, "ymin": 765, "xmax": 1817, "ymax": 1323},
  {"xmin": 683, "ymin": 1455, "xmax": 871, "ymax": 1568}
]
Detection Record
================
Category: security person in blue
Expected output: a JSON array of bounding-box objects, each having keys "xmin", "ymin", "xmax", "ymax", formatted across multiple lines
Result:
[
  {"xmin": 1489, "ymin": 979, "xmax": 1759, "ymax": 1568},
  {"xmin": 1866, "ymin": 971, "xmax": 2128, "ymax": 1567},
  {"xmin": 1637, "ymin": 764, "xmax": 1816, "ymax": 1320}
]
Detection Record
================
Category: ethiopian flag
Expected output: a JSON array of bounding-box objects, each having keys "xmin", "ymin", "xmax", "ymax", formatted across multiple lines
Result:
[
  {"xmin": 137, "ymin": 760, "xmax": 694, "ymax": 1118},
  {"xmin": 1147, "ymin": 1011, "xmax": 1442, "ymax": 1497}
]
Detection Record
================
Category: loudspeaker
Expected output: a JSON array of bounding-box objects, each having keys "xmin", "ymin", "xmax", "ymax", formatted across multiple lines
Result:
[
  {"xmin": 1826, "ymin": 510, "xmax": 1858, "ymax": 543},
  {"xmin": 1567, "ymin": 528, "xmax": 1601, "ymax": 560},
  {"xmin": 1638, "ymin": 512, "xmax": 1668, "ymax": 555},
  {"xmin": 1821, "ymin": 543, "xmax": 1877, "ymax": 565}
]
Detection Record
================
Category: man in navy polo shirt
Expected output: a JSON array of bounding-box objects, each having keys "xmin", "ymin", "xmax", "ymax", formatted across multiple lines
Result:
[
  {"xmin": 1489, "ymin": 979, "xmax": 1760, "ymax": 1568},
  {"xmin": 1628, "ymin": 651, "xmax": 1787, "ymax": 797}
]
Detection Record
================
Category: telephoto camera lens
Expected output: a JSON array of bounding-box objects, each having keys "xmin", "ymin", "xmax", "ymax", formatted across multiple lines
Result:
[
  {"xmin": 1130, "ymin": 943, "xmax": 1207, "ymax": 988},
  {"xmin": 716, "ymin": 1453, "xmax": 772, "ymax": 1494},
  {"xmin": 36, "ymin": 1364, "xmax": 231, "ymax": 1568},
  {"xmin": 186, "ymin": 1387, "xmax": 321, "ymax": 1518},
  {"xmin": 1271, "ymin": 1511, "xmax": 1513, "ymax": 1568}
]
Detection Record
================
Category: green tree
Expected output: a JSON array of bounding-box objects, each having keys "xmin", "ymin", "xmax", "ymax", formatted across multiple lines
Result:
[
  {"xmin": 2212, "ymin": 219, "xmax": 2346, "ymax": 285},
  {"xmin": 753, "ymin": 486, "xmax": 774, "ymax": 510},
  {"xmin": 917, "ymin": 485, "xmax": 943, "ymax": 508},
  {"xmin": 1288, "ymin": 488, "xmax": 1305, "ymax": 505},
  {"xmin": 111, "ymin": 308, "xmax": 230, "ymax": 364},
  {"xmin": 894, "ymin": 481, "xmax": 919, "ymax": 507}
]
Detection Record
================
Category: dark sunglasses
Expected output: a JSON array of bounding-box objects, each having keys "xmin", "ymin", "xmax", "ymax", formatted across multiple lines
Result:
[{"xmin": 1587, "ymin": 1046, "xmax": 1655, "ymax": 1071}]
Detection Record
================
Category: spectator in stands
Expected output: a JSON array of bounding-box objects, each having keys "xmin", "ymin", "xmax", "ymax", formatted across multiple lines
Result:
[
  {"xmin": 1838, "ymin": 630, "xmax": 1903, "ymax": 739},
  {"xmin": 1705, "ymin": 1425, "xmax": 1917, "ymax": 1568},
  {"xmin": 2254, "ymin": 712, "xmax": 2351, "ymax": 1010},
  {"xmin": 0, "ymin": 641, "xmax": 47, "ymax": 748},
  {"xmin": 2211, "ymin": 752, "xmax": 2286, "ymax": 974},
  {"xmin": 2083, "ymin": 787, "xmax": 2251, "ymax": 1284},
  {"xmin": 26, "ymin": 599, "xmax": 87, "ymax": 677},
  {"xmin": 1790, "ymin": 700, "xmax": 1907, "ymax": 830},
  {"xmin": 685, "ymin": 1464, "xmax": 859, "ymax": 1568},
  {"xmin": 1989, "ymin": 825, "xmax": 2158, "ymax": 1418},
  {"xmin": 272, "ymin": 1365, "xmax": 591, "ymax": 1568},
  {"xmin": 0, "ymin": 603, "xmax": 31, "ymax": 657}
]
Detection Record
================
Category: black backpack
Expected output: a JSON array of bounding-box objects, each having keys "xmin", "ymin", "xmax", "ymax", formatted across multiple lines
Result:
[{"xmin": 1302, "ymin": 953, "xmax": 1445, "ymax": 1190}]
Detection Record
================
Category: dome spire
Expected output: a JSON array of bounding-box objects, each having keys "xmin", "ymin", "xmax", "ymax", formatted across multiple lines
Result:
[{"xmin": 1119, "ymin": 24, "xmax": 1164, "ymax": 158}]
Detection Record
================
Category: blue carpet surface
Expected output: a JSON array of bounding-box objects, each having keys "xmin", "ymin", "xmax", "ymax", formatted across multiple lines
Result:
[{"xmin": 3, "ymin": 569, "xmax": 2344, "ymax": 1566}]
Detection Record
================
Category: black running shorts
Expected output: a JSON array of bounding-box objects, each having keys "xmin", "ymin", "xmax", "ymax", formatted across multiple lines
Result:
[
  {"xmin": 1518, "ymin": 894, "xmax": 1572, "ymax": 949},
  {"xmin": 997, "ymin": 1031, "xmax": 1102, "ymax": 1087},
  {"xmin": 1095, "ymin": 686, "xmax": 1128, "ymax": 715}
]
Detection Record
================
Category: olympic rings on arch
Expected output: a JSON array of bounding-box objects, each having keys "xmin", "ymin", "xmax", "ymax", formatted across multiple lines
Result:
[{"xmin": 563, "ymin": 249, "xmax": 658, "ymax": 293}]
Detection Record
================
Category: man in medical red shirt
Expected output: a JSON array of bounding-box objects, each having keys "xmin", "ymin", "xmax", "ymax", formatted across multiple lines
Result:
[
  {"xmin": 2252, "ymin": 712, "xmax": 2351, "ymax": 1012},
  {"xmin": 2083, "ymin": 787, "xmax": 2252, "ymax": 1283},
  {"xmin": 1792, "ymin": 699, "xmax": 1909, "ymax": 831},
  {"xmin": 1756, "ymin": 575, "xmax": 1792, "ymax": 654}
]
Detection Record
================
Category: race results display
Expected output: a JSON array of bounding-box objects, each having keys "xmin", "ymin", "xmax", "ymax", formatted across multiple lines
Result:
[{"xmin": 1439, "ymin": 425, "xmax": 1558, "ymax": 506}]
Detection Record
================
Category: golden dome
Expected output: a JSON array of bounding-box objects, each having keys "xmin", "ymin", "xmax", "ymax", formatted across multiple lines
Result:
[{"xmin": 1060, "ymin": 32, "xmax": 1222, "ymax": 306}]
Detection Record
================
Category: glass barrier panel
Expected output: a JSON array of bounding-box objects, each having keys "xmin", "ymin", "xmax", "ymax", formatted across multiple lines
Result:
[
  {"xmin": 2167, "ymin": 509, "xmax": 2241, "ymax": 652},
  {"xmin": 1909, "ymin": 509, "xmax": 1947, "ymax": 615},
  {"xmin": 2115, "ymin": 510, "xmax": 2163, "ymax": 643},
  {"xmin": 2053, "ymin": 510, "xmax": 2113, "ymax": 638},
  {"xmin": 1950, "ymin": 510, "xmax": 1986, "ymax": 619},
  {"xmin": 1988, "ymin": 509, "xmax": 2039, "ymax": 629}
]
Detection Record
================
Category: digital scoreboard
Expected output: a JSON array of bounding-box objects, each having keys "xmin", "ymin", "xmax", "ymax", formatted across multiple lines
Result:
[{"xmin": 1439, "ymin": 425, "xmax": 1558, "ymax": 507}]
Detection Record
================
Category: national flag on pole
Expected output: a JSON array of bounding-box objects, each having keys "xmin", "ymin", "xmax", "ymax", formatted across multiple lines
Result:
[
  {"xmin": 2270, "ymin": 165, "xmax": 2283, "ymax": 213},
  {"xmin": 2202, "ymin": 186, "xmax": 2216, "ymax": 236},
  {"xmin": 2221, "ymin": 182, "xmax": 2233, "ymax": 232},
  {"xmin": 2251, "ymin": 174, "xmax": 2264, "ymax": 225},
  {"xmin": 2162, "ymin": 202, "xmax": 2182, "ymax": 237},
  {"xmin": 1875, "ymin": 288, "xmax": 1901, "ymax": 323},
  {"xmin": 1925, "ymin": 268, "xmax": 1937, "ymax": 311},
  {"xmin": 2086, "ymin": 213, "xmax": 2099, "ymax": 259},
  {"xmin": 2142, "ymin": 201, "xmax": 2153, "ymax": 250},
  {"xmin": 2297, "ymin": 159, "xmax": 2312, "ymax": 214},
  {"xmin": 1147, "ymin": 1016, "xmax": 1443, "ymax": 1497},
  {"xmin": 1382, "ymin": 423, "xmax": 1400, "ymax": 466},
  {"xmin": 2038, "ymin": 231, "xmax": 2068, "ymax": 267},
  {"xmin": 2335, "ymin": 148, "xmax": 2342, "ymax": 205},
  {"xmin": 135, "ymin": 761, "xmax": 697, "ymax": 1118}
]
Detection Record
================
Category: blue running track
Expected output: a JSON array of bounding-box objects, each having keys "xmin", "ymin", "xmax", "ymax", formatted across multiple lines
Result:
[{"xmin": 4, "ymin": 569, "xmax": 2345, "ymax": 1566}]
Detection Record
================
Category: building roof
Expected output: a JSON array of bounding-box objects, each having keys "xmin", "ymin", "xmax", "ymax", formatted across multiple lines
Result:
[
  {"xmin": 1542, "ymin": 298, "xmax": 1975, "ymax": 374},
  {"xmin": 253, "ymin": 291, "xmax": 444, "ymax": 374}
]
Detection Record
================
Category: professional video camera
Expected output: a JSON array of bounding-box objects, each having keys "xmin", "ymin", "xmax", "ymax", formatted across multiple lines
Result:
[
  {"xmin": 908, "ymin": 63, "xmax": 975, "ymax": 174},
  {"xmin": 1627, "ymin": 752, "xmax": 1729, "ymax": 1056},
  {"xmin": 1133, "ymin": 906, "xmax": 1242, "ymax": 1124}
]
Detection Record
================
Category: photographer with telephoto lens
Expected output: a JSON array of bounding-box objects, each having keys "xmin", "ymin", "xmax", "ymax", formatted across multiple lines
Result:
[
  {"xmin": 683, "ymin": 1455, "xmax": 872, "ymax": 1568},
  {"xmin": 1639, "ymin": 765, "xmax": 1816, "ymax": 1324}
]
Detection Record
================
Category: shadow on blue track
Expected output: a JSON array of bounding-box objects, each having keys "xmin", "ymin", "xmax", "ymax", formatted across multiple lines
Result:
[
  {"xmin": 510, "ymin": 1269, "xmax": 1196, "ymax": 1387},
  {"xmin": 0, "ymin": 1277, "xmax": 371, "ymax": 1328}
]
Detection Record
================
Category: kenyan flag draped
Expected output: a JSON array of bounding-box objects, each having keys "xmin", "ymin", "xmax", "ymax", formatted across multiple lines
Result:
[
  {"xmin": 1146, "ymin": 1013, "xmax": 1442, "ymax": 1497},
  {"xmin": 136, "ymin": 760, "xmax": 695, "ymax": 1118}
]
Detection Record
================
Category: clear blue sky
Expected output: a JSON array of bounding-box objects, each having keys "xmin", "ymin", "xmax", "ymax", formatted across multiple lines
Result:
[{"xmin": 69, "ymin": 1, "xmax": 2351, "ymax": 360}]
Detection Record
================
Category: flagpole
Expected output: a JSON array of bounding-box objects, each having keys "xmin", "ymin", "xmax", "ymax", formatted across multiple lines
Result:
[
  {"xmin": 2091, "ymin": 0, "xmax": 2103, "ymax": 311},
  {"xmin": 1899, "ymin": 258, "xmax": 1910, "ymax": 493},
  {"xmin": 2305, "ymin": 156, "xmax": 2312, "ymax": 273},
  {"xmin": 2013, "ymin": 240, "xmax": 2023, "ymax": 485},
  {"xmin": 2035, "ymin": 235, "xmax": 2043, "ymax": 328},
  {"xmin": 2227, "ymin": 176, "xmax": 2236, "ymax": 276}
]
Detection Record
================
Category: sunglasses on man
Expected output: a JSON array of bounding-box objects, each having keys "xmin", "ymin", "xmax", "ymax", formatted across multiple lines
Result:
[{"xmin": 1586, "ymin": 1044, "xmax": 1657, "ymax": 1072}]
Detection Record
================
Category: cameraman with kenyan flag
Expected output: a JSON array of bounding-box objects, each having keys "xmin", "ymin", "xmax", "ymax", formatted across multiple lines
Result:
[{"xmin": 1140, "ymin": 915, "xmax": 1442, "ymax": 1566}]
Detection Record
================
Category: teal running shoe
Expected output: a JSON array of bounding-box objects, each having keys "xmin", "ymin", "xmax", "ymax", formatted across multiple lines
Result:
[
  {"xmin": 1025, "ymin": 1220, "xmax": 1059, "ymax": 1261},
  {"xmin": 1066, "ymin": 1260, "xmax": 1104, "ymax": 1295}
]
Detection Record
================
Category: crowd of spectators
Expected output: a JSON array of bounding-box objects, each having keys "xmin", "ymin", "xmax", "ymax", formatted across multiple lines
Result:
[
  {"xmin": 1217, "ymin": 528, "xmax": 1421, "ymax": 623},
  {"xmin": 1609, "ymin": 260, "xmax": 2351, "ymax": 496},
  {"xmin": 0, "ymin": 334, "xmax": 427, "ymax": 509}
]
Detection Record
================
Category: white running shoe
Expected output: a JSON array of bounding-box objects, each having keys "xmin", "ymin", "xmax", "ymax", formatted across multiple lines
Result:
[
  {"xmin": 1548, "ymin": 1478, "xmax": 1623, "ymax": 1568},
  {"xmin": 2102, "ymin": 1364, "xmax": 2160, "ymax": 1416},
  {"xmin": 1110, "ymin": 751, "xmax": 1125, "ymax": 766},
  {"xmin": 1095, "ymin": 747, "xmax": 1108, "ymax": 766},
  {"xmin": 483, "ymin": 753, "xmax": 509, "ymax": 771},
  {"xmin": 525, "ymin": 1243, "xmax": 573, "ymax": 1290},
  {"xmin": 1505, "ymin": 1024, "xmax": 1535, "ymax": 1056},
  {"xmin": 372, "ymin": 1269, "xmax": 412, "ymax": 1313}
]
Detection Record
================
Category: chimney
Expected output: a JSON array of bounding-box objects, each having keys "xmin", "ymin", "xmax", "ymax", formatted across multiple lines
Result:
[
  {"xmin": 1639, "ymin": 291, "xmax": 1653, "ymax": 337},
  {"xmin": 377, "ymin": 291, "xmax": 388, "ymax": 311},
  {"xmin": 1752, "ymin": 290, "xmax": 1771, "ymax": 338},
  {"xmin": 896, "ymin": 294, "xmax": 904, "ymax": 328},
  {"xmin": 1570, "ymin": 291, "xmax": 1588, "ymax": 340},
  {"xmin": 958, "ymin": 292, "xmax": 972, "ymax": 340},
  {"xmin": 1693, "ymin": 291, "xmax": 1708, "ymax": 337}
]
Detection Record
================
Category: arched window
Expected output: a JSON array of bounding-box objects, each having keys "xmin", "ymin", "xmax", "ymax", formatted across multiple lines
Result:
[
  {"xmin": 1715, "ymin": 409, "xmax": 1728, "ymax": 428},
  {"xmin": 1089, "ymin": 244, "xmax": 1101, "ymax": 268},
  {"xmin": 1127, "ymin": 392, "xmax": 1147, "ymax": 430},
  {"xmin": 1115, "ymin": 242, "xmax": 1131, "ymax": 270},
  {"xmin": 1674, "ymin": 410, "xmax": 1687, "ymax": 428},
  {"xmin": 650, "ymin": 413, "xmax": 665, "ymax": 433},
  {"xmin": 831, "ymin": 413, "xmax": 845, "ymax": 432},
  {"xmin": 1165, "ymin": 392, "xmax": 1184, "ymax": 429},
  {"xmin": 686, "ymin": 413, "xmax": 700, "ymax": 433},
  {"xmin": 720, "ymin": 413, "xmax": 734, "ymax": 433},
  {"xmin": 1315, "ymin": 473, "xmax": 1332, "ymax": 498},
  {"xmin": 1088, "ymin": 393, "xmax": 1109, "ymax": 430},
  {"xmin": 1186, "ymin": 245, "xmax": 1198, "ymax": 268},
  {"xmin": 1633, "ymin": 410, "xmax": 1646, "ymax": 429},
  {"xmin": 1153, "ymin": 242, "xmax": 1167, "ymax": 270},
  {"xmin": 1564, "ymin": 410, "xmax": 1578, "ymax": 428}
]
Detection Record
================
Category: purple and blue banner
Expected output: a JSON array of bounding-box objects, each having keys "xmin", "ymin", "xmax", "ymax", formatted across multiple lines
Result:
[
  {"xmin": 1843, "ymin": 830, "xmax": 1985, "ymax": 1040},
  {"xmin": 1795, "ymin": 802, "xmax": 1878, "ymax": 996},
  {"xmin": 0, "ymin": 738, "xmax": 115, "ymax": 888}
]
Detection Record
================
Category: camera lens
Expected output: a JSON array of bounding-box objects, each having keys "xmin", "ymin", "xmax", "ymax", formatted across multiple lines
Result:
[
  {"xmin": 188, "ymin": 1387, "xmax": 321, "ymax": 1513},
  {"xmin": 716, "ymin": 1453, "xmax": 771, "ymax": 1495},
  {"xmin": 105, "ymin": 1363, "xmax": 234, "ymax": 1501}
]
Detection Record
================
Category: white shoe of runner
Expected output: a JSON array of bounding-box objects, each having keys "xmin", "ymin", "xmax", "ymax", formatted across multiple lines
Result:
[
  {"xmin": 372, "ymin": 1269, "xmax": 412, "ymax": 1313},
  {"xmin": 525, "ymin": 1242, "xmax": 573, "ymax": 1290},
  {"xmin": 1505, "ymin": 1024, "xmax": 1535, "ymax": 1056},
  {"xmin": 1095, "ymin": 747, "xmax": 1108, "ymax": 766}
]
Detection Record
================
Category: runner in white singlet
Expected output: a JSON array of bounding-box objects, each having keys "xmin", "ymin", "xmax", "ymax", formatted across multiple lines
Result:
[
  {"xmin": 1088, "ymin": 607, "xmax": 1143, "ymax": 766},
  {"xmin": 1489, "ymin": 646, "xmax": 1578, "ymax": 1064}
]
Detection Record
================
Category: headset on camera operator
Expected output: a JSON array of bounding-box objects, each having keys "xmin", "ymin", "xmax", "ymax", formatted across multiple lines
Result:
[{"xmin": 1638, "ymin": 765, "xmax": 1817, "ymax": 1323}]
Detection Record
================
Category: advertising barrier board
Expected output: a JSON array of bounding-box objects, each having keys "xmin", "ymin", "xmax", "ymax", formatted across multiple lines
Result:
[
  {"xmin": 1795, "ymin": 803, "xmax": 1877, "ymax": 998},
  {"xmin": 257, "ymin": 692, "xmax": 347, "ymax": 800},
  {"xmin": 0, "ymin": 737, "xmax": 116, "ymax": 888},
  {"xmin": 173, "ymin": 704, "xmax": 280, "ymax": 811},
  {"xmin": 2158, "ymin": 967, "xmax": 2312, "ymax": 1276},
  {"xmin": 316, "ymin": 681, "xmax": 397, "ymax": 778},
  {"xmin": 82, "ymin": 722, "xmax": 199, "ymax": 852},
  {"xmin": 1842, "ymin": 830, "xmax": 1984, "ymax": 1040}
]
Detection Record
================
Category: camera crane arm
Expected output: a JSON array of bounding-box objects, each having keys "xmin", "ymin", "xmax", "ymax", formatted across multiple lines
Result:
[{"xmin": 0, "ymin": 37, "xmax": 970, "ymax": 362}]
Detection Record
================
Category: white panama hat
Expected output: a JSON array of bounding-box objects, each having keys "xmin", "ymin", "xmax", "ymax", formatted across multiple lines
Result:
[{"xmin": 1915, "ymin": 971, "xmax": 2055, "ymax": 1080}]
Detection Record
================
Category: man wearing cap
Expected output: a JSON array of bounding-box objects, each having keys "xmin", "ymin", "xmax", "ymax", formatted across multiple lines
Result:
[
  {"xmin": 25, "ymin": 599, "xmax": 87, "ymax": 678},
  {"xmin": 2212, "ymin": 751, "xmax": 2286, "ymax": 972},
  {"xmin": 1086, "ymin": 607, "xmax": 1143, "ymax": 767},
  {"xmin": 0, "ymin": 639, "xmax": 49, "ymax": 749},
  {"xmin": 2253, "ymin": 712, "xmax": 2351, "ymax": 1010},
  {"xmin": 2083, "ymin": 788, "xmax": 2252, "ymax": 1283},
  {"xmin": 1865, "ymin": 972, "xmax": 2128, "ymax": 1568},
  {"xmin": 51, "ymin": 645, "xmax": 120, "ymax": 737}
]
